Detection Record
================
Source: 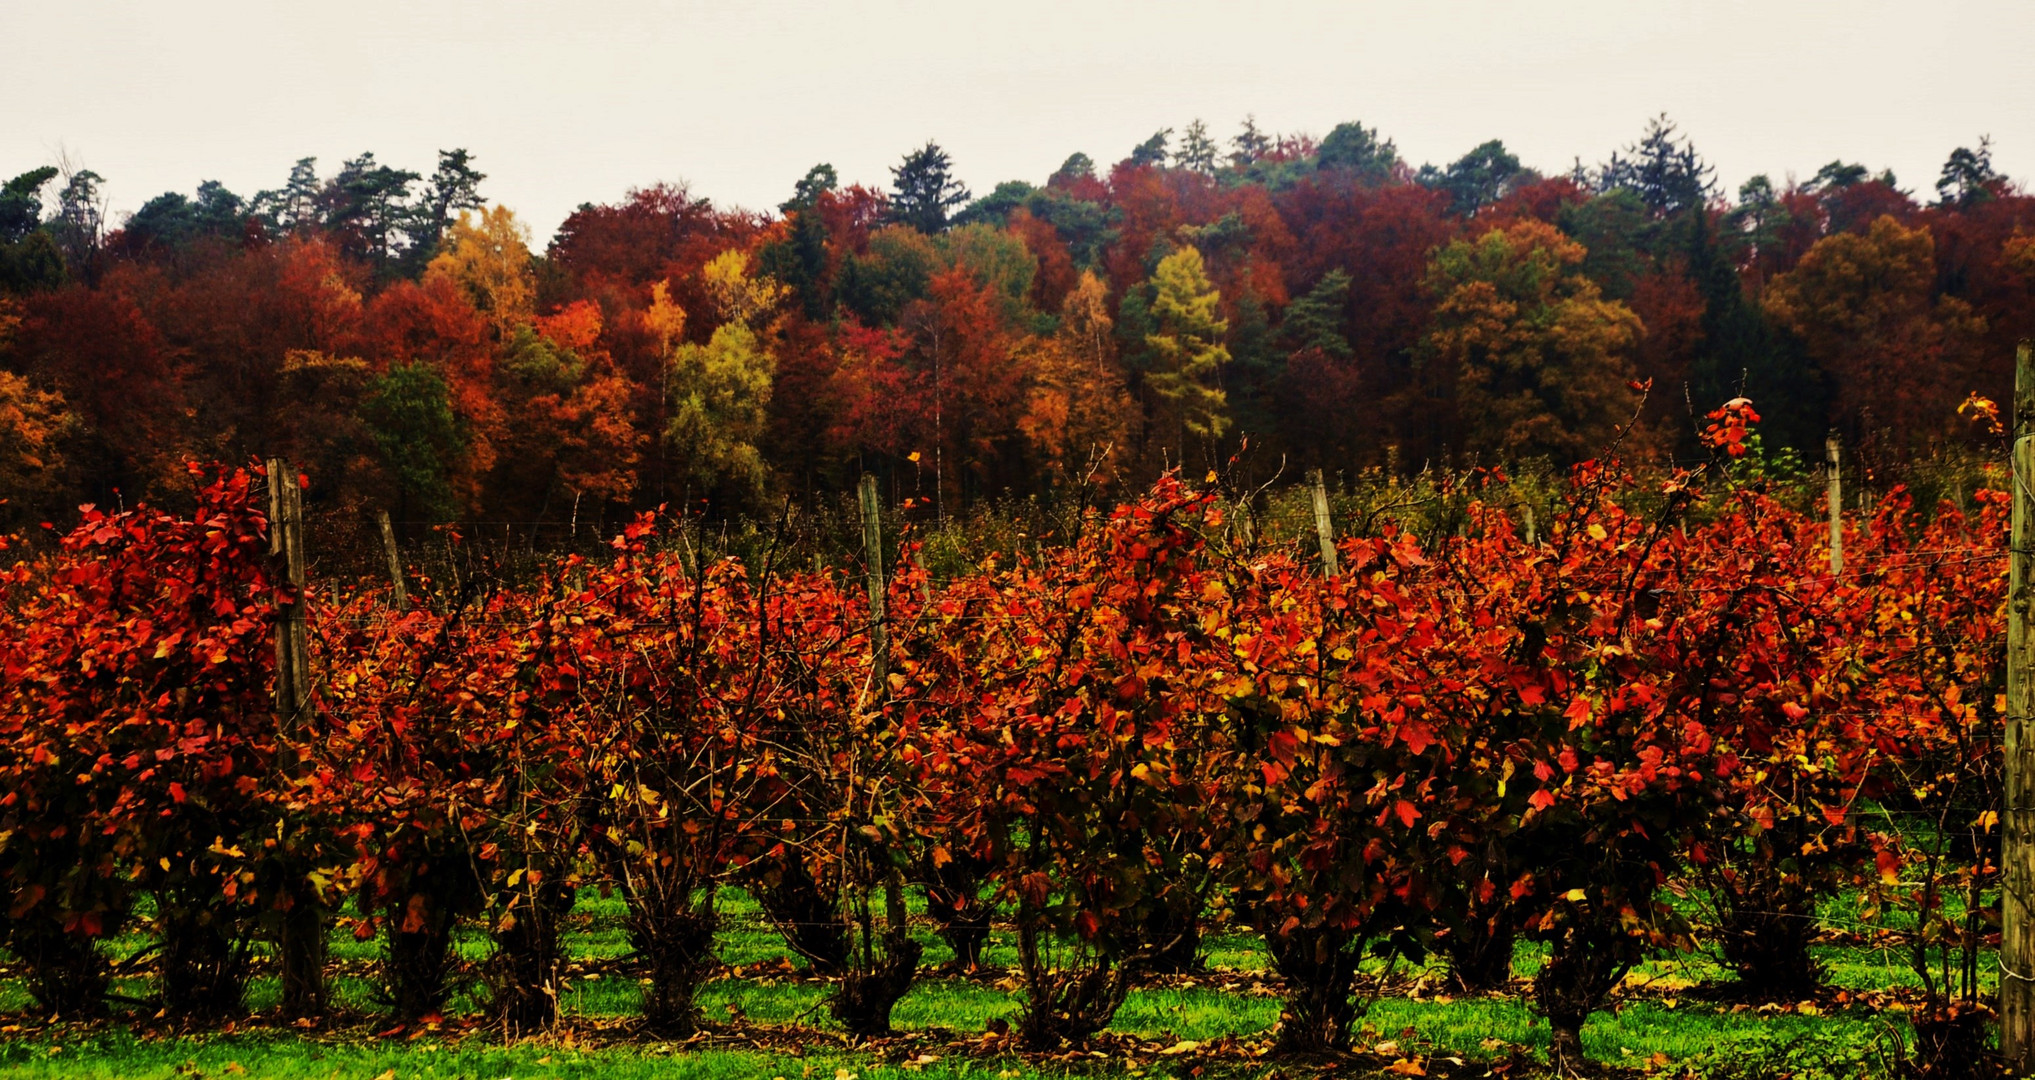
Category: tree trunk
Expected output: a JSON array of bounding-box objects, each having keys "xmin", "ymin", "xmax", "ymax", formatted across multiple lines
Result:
[
  {"xmin": 1141, "ymin": 889, "xmax": 1203, "ymax": 975},
  {"xmin": 1014, "ymin": 917, "xmax": 1133, "ymax": 1050},
  {"xmin": 487, "ymin": 877, "xmax": 576, "ymax": 1033},
  {"xmin": 385, "ymin": 892, "xmax": 460, "ymax": 1023},
  {"xmin": 1443, "ymin": 910, "xmax": 1516, "ymax": 993},
  {"xmin": 159, "ymin": 902, "xmax": 250, "ymax": 1023},
  {"xmin": 9, "ymin": 915, "xmax": 114, "ymax": 1019},
  {"xmin": 630, "ymin": 895, "xmax": 718, "ymax": 1037},
  {"xmin": 757, "ymin": 862, "xmax": 853, "ymax": 975},
  {"xmin": 277, "ymin": 884, "xmax": 327, "ymax": 1020},
  {"xmin": 1263, "ymin": 924, "xmax": 1361, "ymax": 1055},
  {"xmin": 829, "ymin": 872, "xmax": 923, "ymax": 1038}
]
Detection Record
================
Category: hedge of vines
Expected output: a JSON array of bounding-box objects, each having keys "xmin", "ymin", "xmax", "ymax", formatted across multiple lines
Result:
[{"xmin": 0, "ymin": 411, "xmax": 2007, "ymax": 1069}]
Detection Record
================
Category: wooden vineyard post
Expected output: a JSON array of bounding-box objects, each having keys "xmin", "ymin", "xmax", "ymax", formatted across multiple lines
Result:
[
  {"xmin": 1309, "ymin": 469, "xmax": 1339, "ymax": 578},
  {"xmin": 376, "ymin": 509, "xmax": 408, "ymax": 611},
  {"xmin": 265, "ymin": 458, "xmax": 326, "ymax": 1018},
  {"xmin": 266, "ymin": 458, "xmax": 310, "ymax": 724},
  {"xmin": 859, "ymin": 474, "xmax": 888, "ymax": 692},
  {"xmin": 1825, "ymin": 433, "xmax": 1844, "ymax": 577},
  {"xmin": 2007, "ymin": 340, "xmax": 2035, "ymax": 1073}
]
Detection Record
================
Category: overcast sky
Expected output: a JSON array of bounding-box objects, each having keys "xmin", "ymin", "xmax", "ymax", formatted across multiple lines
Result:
[{"xmin": 5, "ymin": 0, "xmax": 2031, "ymax": 243}]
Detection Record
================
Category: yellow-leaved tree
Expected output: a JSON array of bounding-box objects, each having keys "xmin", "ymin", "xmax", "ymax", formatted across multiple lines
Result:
[
  {"xmin": 1021, "ymin": 271, "xmax": 1134, "ymax": 484},
  {"xmin": 1144, "ymin": 247, "xmax": 1231, "ymax": 460},
  {"xmin": 425, "ymin": 205, "xmax": 536, "ymax": 338},
  {"xmin": 657, "ymin": 252, "xmax": 782, "ymax": 498},
  {"xmin": 701, "ymin": 249, "xmax": 787, "ymax": 329}
]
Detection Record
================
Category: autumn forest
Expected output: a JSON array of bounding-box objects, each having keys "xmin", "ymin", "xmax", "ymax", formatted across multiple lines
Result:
[{"xmin": 1, "ymin": 116, "xmax": 2029, "ymax": 542}]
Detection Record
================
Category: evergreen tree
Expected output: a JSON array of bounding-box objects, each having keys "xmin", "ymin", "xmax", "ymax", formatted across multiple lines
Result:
[
  {"xmin": 1178, "ymin": 120, "xmax": 1219, "ymax": 175},
  {"xmin": 1807, "ymin": 161, "xmax": 1870, "ymax": 193},
  {"xmin": 49, "ymin": 167, "xmax": 106, "ymax": 276},
  {"xmin": 1599, "ymin": 114, "xmax": 1715, "ymax": 218},
  {"xmin": 361, "ymin": 361, "xmax": 466, "ymax": 519},
  {"xmin": 1684, "ymin": 208, "xmax": 1822, "ymax": 452},
  {"xmin": 1128, "ymin": 129, "xmax": 1172, "ymax": 169},
  {"xmin": 0, "ymin": 168, "xmax": 55, "ymax": 246},
  {"xmin": 250, "ymin": 157, "xmax": 323, "ymax": 233},
  {"xmin": 1317, "ymin": 121, "xmax": 1397, "ymax": 183},
  {"xmin": 325, "ymin": 152, "xmax": 422, "ymax": 275},
  {"xmin": 127, "ymin": 181, "xmax": 250, "ymax": 253},
  {"xmin": 1419, "ymin": 140, "xmax": 1522, "ymax": 215},
  {"xmin": 780, "ymin": 163, "xmax": 838, "ymax": 213},
  {"xmin": 1281, "ymin": 270, "xmax": 1353, "ymax": 359},
  {"xmin": 889, "ymin": 142, "xmax": 970, "ymax": 234},
  {"xmin": 1935, "ymin": 136, "xmax": 2000, "ymax": 207},
  {"xmin": 1230, "ymin": 115, "xmax": 1272, "ymax": 168},
  {"xmin": 0, "ymin": 168, "xmax": 64, "ymax": 293},
  {"xmin": 1050, "ymin": 152, "xmax": 1095, "ymax": 185},
  {"xmin": 763, "ymin": 164, "xmax": 839, "ymax": 318},
  {"xmin": 408, "ymin": 149, "xmax": 487, "ymax": 267}
]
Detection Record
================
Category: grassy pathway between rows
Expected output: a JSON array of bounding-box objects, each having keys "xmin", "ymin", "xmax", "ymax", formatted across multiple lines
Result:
[{"xmin": 0, "ymin": 889, "xmax": 1954, "ymax": 1078}]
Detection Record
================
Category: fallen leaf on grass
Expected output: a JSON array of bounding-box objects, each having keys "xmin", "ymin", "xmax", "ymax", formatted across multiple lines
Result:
[
  {"xmin": 1385, "ymin": 1058, "xmax": 1426, "ymax": 1076},
  {"xmin": 1160, "ymin": 1040, "xmax": 1199, "ymax": 1056}
]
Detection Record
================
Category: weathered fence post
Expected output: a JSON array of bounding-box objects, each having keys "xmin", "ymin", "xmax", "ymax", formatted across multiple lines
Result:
[
  {"xmin": 265, "ymin": 458, "xmax": 326, "ymax": 1018},
  {"xmin": 267, "ymin": 459, "xmax": 310, "ymax": 723},
  {"xmin": 859, "ymin": 473, "xmax": 888, "ymax": 692},
  {"xmin": 2005, "ymin": 340, "xmax": 2035, "ymax": 1073},
  {"xmin": 376, "ymin": 509, "xmax": 408, "ymax": 611},
  {"xmin": 1825, "ymin": 433, "xmax": 1844, "ymax": 577},
  {"xmin": 1309, "ymin": 469, "xmax": 1339, "ymax": 578}
]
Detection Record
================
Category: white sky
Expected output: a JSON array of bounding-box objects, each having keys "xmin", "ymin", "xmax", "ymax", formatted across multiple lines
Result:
[{"xmin": 4, "ymin": 0, "xmax": 2032, "ymax": 244}]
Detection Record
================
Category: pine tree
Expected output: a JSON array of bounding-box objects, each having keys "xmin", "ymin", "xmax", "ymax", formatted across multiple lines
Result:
[
  {"xmin": 890, "ymin": 142, "xmax": 970, "ymax": 234},
  {"xmin": 1230, "ymin": 116, "xmax": 1272, "ymax": 168},
  {"xmin": 1178, "ymin": 120, "xmax": 1219, "ymax": 175},
  {"xmin": 1599, "ymin": 115, "xmax": 1715, "ymax": 218}
]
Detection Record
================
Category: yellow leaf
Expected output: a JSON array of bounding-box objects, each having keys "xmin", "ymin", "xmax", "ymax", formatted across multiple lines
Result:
[
  {"xmin": 1564, "ymin": 888, "xmax": 1587, "ymax": 902},
  {"xmin": 1586, "ymin": 523, "xmax": 1607, "ymax": 541}
]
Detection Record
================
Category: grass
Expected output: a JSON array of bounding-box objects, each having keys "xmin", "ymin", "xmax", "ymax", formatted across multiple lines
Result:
[
  {"xmin": 0, "ymin": 1032, "xmax": 1043, "ymax": 1080},
  {"xmin": 0, "ymin": 884, "xmax": 1967, "ymax": 1078}
]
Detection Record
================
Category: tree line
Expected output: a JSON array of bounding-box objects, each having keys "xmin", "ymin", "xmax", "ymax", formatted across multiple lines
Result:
[{"xmin": 0, "ymin": 117, "xmax": 2030, "ymax": 542}]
